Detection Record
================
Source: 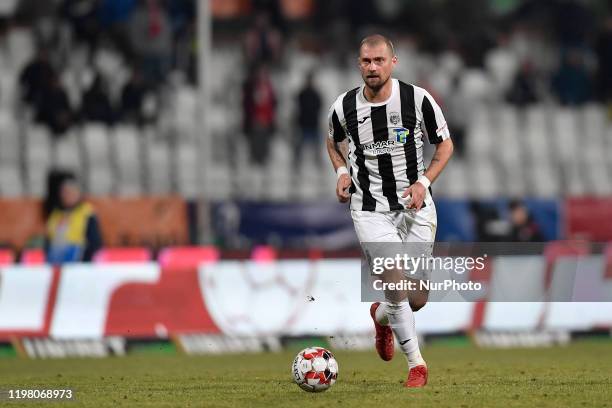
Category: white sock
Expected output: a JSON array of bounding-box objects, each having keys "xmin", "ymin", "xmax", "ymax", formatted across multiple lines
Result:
[
  {"xmin": 386, "ymin": 302, "xmax": 425, "ymax": 369},
  {"xmin": 374, "ymin": 302, "xmax": 389, "ymax": 326}
]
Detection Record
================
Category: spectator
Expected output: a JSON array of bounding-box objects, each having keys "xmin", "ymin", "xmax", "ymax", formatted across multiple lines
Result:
[
  {"xmin": 243, "ymin": 12, "xmax": 282, "ymax": 66},
  {"xmin": 470, "ymin": 202, "xmax": 508, "ymax": 242},
  {"xmin": 167, "ymin": 0, "xmax": 195, "ymax": 37},
  {"xmin": 81, "ymin": 73, "xmax": 116, "ymax": 125},
  {"xmin": 35, "ymin": 73, "xmax": 73, "ymax": 136},
  {"xmin": 98, "ymin": 0, "xmax": 137, "ymax": 27},
  {"xmin": 242, "ymin": 64, "xmax": 276, "ymax": 167},
  {"xmin": 19, "ymin": 49, "xmax": 55, "ymax": 106},
  {"xmin": 128, "ymin": 0, "xmax": 172, "ymax": 84},
  {"xmin": 44, "ymin": 171, "xmax": 102, "ymax": 264},
  {"xmin": 61, "ymin": 0, "xmax": 101, "ymax": 50},
  {"xmin": 167, "ymin": 0, "xmax": 196, "ymax": 77},
  {"xmin": 506, "ymin": 61, "xmax": 539, "ymax": 106},
  {"xmin": 14, "ymin": 0, "xmax": 57, "ymax": 25},
  {"xmin": 294, "ymin": 70, "xmax": 322, "ymax": 164},
  {"xmin": 120, "ymin": 67, "xmax": 149, "ymax": 125},
  {"xmin": 552, "ymin": 49, "xmax": 592, "ymax": 106},
  {"xmin": 97, "ymin": 0, "xmax": 137, "ymax": 55},
  {"xmin": 506, "ymin": 200, "xmax": 544, "ymax": 242}
]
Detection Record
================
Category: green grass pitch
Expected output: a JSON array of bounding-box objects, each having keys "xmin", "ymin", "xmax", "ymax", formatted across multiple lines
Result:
[{"xmin": 1, "ymin": 342, "xmax": 611, "ymax": 407}]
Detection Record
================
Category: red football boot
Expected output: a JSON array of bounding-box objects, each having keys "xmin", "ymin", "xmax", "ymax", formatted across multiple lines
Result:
[
  {"xmin": 404, "ymin": 365, "xmax": 428, "ymax": 388},
  {"xmin": 370, "ymin": 302, "xmax": 394, "ymax": 361}
]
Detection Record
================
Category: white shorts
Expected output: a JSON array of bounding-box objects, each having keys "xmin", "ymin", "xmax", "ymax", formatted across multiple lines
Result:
[{"xmin": 352, "ymin": 193, "xmax": 437, "ymax": 280}]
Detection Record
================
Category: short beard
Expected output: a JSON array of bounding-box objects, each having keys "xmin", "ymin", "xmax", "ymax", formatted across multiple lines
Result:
[{"xmin": 364, "ymin": 75, "xmax": 389, "ymax": 93}]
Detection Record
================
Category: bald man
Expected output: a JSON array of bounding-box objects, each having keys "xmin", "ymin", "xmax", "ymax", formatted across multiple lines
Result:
[{"xmin": 326, "ymin": 34, "xmax": 454, "ymax": 387}]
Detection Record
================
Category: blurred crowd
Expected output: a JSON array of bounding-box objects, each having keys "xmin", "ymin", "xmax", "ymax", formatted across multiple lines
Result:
[
  {"xmin": 3, "ymin": 0, "xmax": 196, "ymax": 136},
  {"xmin": 238, "ymin": 0, "xmax": 612, "ymax": 164},
  {"xmin": 0, "ymin": 0, "xmax": 610, "ymax": 169}
]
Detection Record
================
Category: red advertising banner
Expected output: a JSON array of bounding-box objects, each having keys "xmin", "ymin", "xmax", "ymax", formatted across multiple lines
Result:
[
  {"xmin": 1, "ymin": 257, "xmax": 612, "ymax": 342},
  {"xmin": 566, "ymin": 197, "xmax": 612, "ymax": 241}
]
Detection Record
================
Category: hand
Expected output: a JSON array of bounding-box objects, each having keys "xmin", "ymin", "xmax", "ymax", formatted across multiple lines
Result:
[
  {"xmin": 402, "ymin": 181, "xmax": 426, "ymax": 210},
  {"xmin": 336, "ymin": 174, "xmax": 351, "ymax": 203}
]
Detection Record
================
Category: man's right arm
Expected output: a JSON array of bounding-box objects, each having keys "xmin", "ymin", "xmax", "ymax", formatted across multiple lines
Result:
[
  {"xmin": 327, "ymin": 105, "xmax": 351, "ymax": 203},
  {"xmin": 326, "ymin": 137, "xmax": 347, "ymax": 173}
]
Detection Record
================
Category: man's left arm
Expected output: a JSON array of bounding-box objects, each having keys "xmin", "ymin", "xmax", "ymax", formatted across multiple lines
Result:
[
  {"xmin": 403, "ymin": 90, "xmax": 454, "ymax": 210},
  {"xmin": 403, "ymin": 139, "xmax": 453, "ymax": 210}
]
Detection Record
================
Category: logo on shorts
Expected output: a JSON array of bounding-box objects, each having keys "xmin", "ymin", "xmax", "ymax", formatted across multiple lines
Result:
[
  {"xmin": 389, "ymin": 112, "xmax": 401, "ymax": 125},
  {"xmin": 393, "ymin": 127, "xmax": 409, "ymax": 144}
]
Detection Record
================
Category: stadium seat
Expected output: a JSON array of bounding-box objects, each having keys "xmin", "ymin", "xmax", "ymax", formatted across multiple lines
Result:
[
  {"xmin": 93, "ymin": 248, "xmax": 152, "ymax": 263},
  {"xmin": 317, "ymin": 68, "xmax": 343, "ymax": 113},
  {"xmin": 564, "ymin": 163, "xmax": 586, "ymax": 196},
  {"xmin": 529, "ymin": 162, "xmax": 560, "ymax": 197},
  {"xmin": 158, "ymin": 246, "xmax": 220, "ymax": 268},
  {"xmin": 580, "ymin": 105, "xmax": 606, "ymax": 163},
  {"xmin": 493, "ymin": 106, "xmax": 526, "ymax": 195},
  {"xmin": 176, "ymin": 140, "xmax": 200, "ymax": 198},
  {"xmin": 459, "ymin": 69, "xmax": 493, "ymax": 102},
  {"xmin": 21, "ymin": 249, "xmax": 46, "ymax": 265},
  {"xmin": 25, "ymin": 125, "xmax": 52, "ymax": 196},
  {"xmin": 83, "ymin": 125, "xmax": 111, "ymax": 167},
  {"xmin": 52, "ymin": 130, "xmax": 82, "ymax": 173},
  {"xmin": 470, "ymin": 160, "xmax": 499, "ymax": 198},
  {"xmin": 113, "ymin": 126, "xmax": 142, "ymax": 195},
  {"xmin": 209, "ymin": 104, "xmax": 232, "ymax": 136},
  {"xmin": 585, "ymin": 162, "xmax": 612, "ymax": 196},
  {"xmin": 0, "ymin": 111, "xmax": 18, "ymax": 165},
  {"xmin": 496, "ymin": 106, "xmax": 521, "ymax": 166},
  {"xmin": 143, "ymin": 129, "xmax": 171, "ymax": 194},
  {"xmin": 6, "ymin": 28, "xmax": 34, "ymax": 71},
  {"xmin": 0, "ymin": 249, "xmax": 14, "ymax": 265},
  {"xmin": 552, "ymin": 107, "xmax": 580, "ymax": 165},
  {"xmin": 267, "ymin": 138, "xmax": 293, "ymax": 200},
  {"xmin": 173, "ymin": 86, "xmax": 198, "ymax": 136},
  {"xmin": 0, "ymin": 165, "xmax": 23, "ymax": 197},
  {"xmin": 438, "ymin": 159, "xmax": 467, "ymax": 198},
  {"xmin": 0, "ymin": 69, "xmax": 17, "ymax": 109},
  {"xmin": 0, "ymin": 109, "xmax": 19, "ymax": 155},
  {"xmin": 82, "ymin": 125, "xmax": 113, "ymax": 194},
  {"xmin": 484, "ymin": 46, "xmax": 519, "ymax": 95},
  {"xmin": 87, "ymin": 168, "xmax": 114, "ymax": 195},
  {"xmin": 465, "ymin": 106, "xmax": 493, "ymax": 158},
  {"xmin": 207, "ymin": 164, "xmax": 233, "ymax": 200},
  {"xmin": 524, "ymin": 105, "xmax": 550, "ymax": 164},
  {"xmin": 93, "ymin": 47, "xmax": 124, "ymax": 81}
]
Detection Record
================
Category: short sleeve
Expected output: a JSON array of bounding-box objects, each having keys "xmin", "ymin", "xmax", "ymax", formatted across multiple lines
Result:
[
  {"xmin": 328, "ymin": 104, "xmax": 346, "ymax": 143},
  {"xmin": 421, "ymin": 91, "xmax": 450, "ymax": 144}
]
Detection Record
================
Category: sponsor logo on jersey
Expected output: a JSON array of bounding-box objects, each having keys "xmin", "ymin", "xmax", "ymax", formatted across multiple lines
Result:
[
  {"xmin": 393, "ymin": 127, "xmax": 409, "ymax": 144},
  {"xmin": 362, "ymin": 139, "xmax": 397, "ymax": 155}
]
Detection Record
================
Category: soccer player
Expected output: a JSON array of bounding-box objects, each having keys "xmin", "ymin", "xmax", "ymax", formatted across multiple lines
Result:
[{"xmin": 326, "ymin": 34, "xmax": 454, "ymax": 387}]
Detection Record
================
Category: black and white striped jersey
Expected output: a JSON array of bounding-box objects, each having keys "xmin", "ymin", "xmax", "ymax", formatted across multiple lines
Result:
[{"xmin": 328, "ymin": 78, "xmax": 451, "ymax": 212}]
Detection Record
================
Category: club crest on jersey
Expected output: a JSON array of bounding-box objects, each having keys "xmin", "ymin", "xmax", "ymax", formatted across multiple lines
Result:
[
  {"xmin": 389, "ymin": 111, "xmax": 401, "ymax": 125},
  {"xmin": 393, "ymin": 127, "xmax": 409, "ymax": 144}
]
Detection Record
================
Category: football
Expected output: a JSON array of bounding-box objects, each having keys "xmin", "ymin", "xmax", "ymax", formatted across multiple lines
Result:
[{"xmin": 291, "ymin": 347, "xmax": 339, "ymax": 392}]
